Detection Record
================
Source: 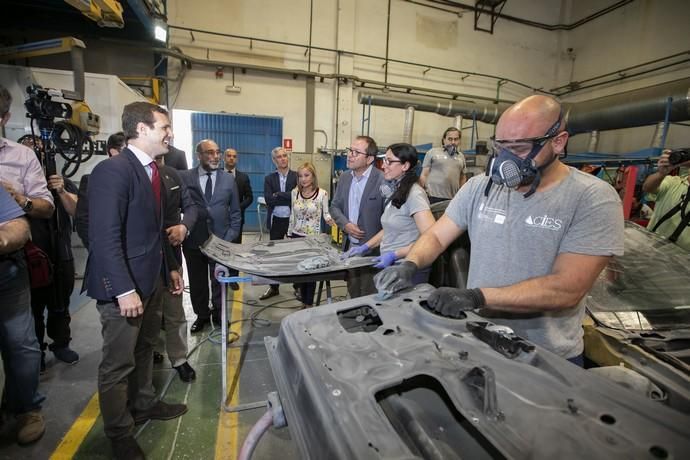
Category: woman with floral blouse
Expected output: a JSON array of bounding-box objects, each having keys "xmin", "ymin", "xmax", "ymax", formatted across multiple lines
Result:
[{"xmin": 288, "ymin": 162, "xmax": 335, "ymax": 308}]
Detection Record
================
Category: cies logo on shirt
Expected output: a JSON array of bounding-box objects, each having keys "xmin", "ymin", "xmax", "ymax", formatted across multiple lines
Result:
[{"xmin": 525, "ymin": 214, "xmax": 562, "ymax": 231}]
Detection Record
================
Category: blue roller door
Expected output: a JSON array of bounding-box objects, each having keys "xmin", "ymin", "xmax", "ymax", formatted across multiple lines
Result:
[{"xmin": 191, "ymin": 112, "xmax": 283, "ymax": 231}]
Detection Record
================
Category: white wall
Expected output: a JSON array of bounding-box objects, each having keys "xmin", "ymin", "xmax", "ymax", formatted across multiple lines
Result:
[{"xmin": 166, "ymin": 0, "xmax": 690, "ymax": 155}]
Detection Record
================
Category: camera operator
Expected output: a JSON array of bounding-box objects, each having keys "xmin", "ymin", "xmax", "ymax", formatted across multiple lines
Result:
[
  {"xmin": 0, "ymin": 83, "xmax": 48, "ymax": 444},
  {"xmin": 643, "ymin": 149, "xmax": 690, "ymax": 251},
  {"xmin": 14, "ymin": 104, "xmax": 81, "ymax": 371}
]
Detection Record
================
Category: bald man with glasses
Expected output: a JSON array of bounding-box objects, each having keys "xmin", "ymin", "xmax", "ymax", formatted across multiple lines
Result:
[{"xmin": 374, "ymin": 95, "xmax": 624, "ymax": 366}]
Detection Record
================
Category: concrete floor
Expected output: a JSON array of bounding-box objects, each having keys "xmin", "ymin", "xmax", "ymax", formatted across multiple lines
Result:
[{"xmin": 0, "ymin": 233, "xmax": 349, "ymax": 459}]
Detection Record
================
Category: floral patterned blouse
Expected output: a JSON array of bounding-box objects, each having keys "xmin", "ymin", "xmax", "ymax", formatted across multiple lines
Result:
[{"xmin": 288, "ymin": 187, "xmax": 332, "ymax": 236}]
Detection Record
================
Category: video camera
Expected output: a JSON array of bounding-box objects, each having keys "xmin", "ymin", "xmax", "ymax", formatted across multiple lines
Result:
[
  {"xmin": 24, "ymin": 84, "xmax": 100, "ymax": 178},
  {"xmin": 25, "ymin": 86, "xmax": 73, "ymax": 120},
  {"xmin": 668, "ymin": 148, "xmax": 690, "ymax": 166}
]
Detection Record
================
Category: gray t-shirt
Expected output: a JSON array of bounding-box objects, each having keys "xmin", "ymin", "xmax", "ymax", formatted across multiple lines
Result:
[
  {"xmin": 445, "ymin": 168, "xmax": 624, "ymax": 358},
  {"xmin": 381, "ymin": 184, "xmax": 430, "ymax": 254},
  {"xmin": 422, "ymin": 147, "xmax": 466, "ymax": 199}
]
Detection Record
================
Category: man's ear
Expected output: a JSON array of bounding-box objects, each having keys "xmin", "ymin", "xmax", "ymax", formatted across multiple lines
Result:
[
  {"xmin": 552, "ymin": 131, "xmax": 569, "ymax": 155},
  {"xmin": 0, "ymin": 112, "xmax": 10, "ymax": 127},
  {"xmin": 137, "ymin": 121, "xmax": 149, "ymax": 137}
]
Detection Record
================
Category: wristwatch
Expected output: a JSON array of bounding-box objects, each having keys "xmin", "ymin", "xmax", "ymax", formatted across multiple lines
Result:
[{"xmin": 22, "ymin": 197, "xmax": 33, "ymax": 212}]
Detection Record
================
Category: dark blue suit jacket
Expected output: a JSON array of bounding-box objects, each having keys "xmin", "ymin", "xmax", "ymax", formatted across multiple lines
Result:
[
  {"xmin": 179, "ymin": 167, "xmax": 242, "ymax": 248},
  {"xmin": 263, "ymin": 170, "xmax": 297, "ymax": 230},
  {"xmin": 85, "ymin": 148, "xmax": 166, "ymax": 301}
]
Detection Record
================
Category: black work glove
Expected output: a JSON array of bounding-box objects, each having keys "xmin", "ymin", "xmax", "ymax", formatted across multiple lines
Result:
[
  {"xmin": 427, "ymin": 287, "xmax": 486, "ymax": 318},
  {"xmin": 374, "ymin": 260, "xmax": 418, "ymax": 297}
]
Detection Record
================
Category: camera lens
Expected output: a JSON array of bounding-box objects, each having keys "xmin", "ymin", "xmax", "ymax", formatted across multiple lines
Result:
[{"xmin": 668, "ymin": 149, "xmax": 690, "ymax": 166}]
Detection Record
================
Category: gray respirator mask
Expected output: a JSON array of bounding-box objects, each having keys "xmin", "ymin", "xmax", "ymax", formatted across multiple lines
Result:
[{"xmin": 484, "ymin": 112, "xmax": 563, "ymax": 198}]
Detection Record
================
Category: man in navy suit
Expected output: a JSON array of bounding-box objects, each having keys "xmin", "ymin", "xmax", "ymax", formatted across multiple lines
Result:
[
  {"xmin": 180, "ymin": 139, "xmax": 241, "ymax": 332},
  {"xmin": 86, "ymin": 102, "xmax": 187, "ymax": 460},
  {"xmin": 224, "ymin": 148, "xmax": 253, "ymax": 290},
  {"xmin": 259, "ymin": 147, "xmax": 297, "ymax": 300},
  {"xmin": 330, "ymin": 135, "xmax": 386, "ymax": 298}
]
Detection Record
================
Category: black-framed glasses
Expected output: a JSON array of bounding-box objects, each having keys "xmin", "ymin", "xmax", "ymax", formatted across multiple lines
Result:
[
  {"xmin": 381, "ymin": 157, "xmax": 403, "ymax": 165},
  {"xmin": 346, "ymin": 147, "xmax": 368, "ymax": 157}
]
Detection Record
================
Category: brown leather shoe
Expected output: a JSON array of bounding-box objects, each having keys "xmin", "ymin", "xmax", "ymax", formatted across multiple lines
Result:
[
  {"xmin": 16, "ymin": 410, "xmax": 45, "ymax": 445},
  {"xmin": 111, "ymin": 436, "xmax": 145, "ymax": 460},
  {"xmin": 259, "ymin": 287, "xmax": 279, "ymax": 301},
  {"xmin": 132, "ymin": 401, "xmax": 188, "ymax": 425}
]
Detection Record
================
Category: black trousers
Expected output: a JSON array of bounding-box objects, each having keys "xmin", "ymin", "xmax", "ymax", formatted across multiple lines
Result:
[
  {"xmin": 268, "ymin": 217, "xmax": 290, "ymax": 290},
  {"xmin": 183, "ymin": 247, "xmax": 221, "ymax": 321},
  {"xmin": 30, "ymin": 258, "xmax": 74, "ymax": 351}
]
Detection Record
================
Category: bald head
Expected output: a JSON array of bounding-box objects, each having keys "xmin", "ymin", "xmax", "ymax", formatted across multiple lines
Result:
[{"xmin": 496, "ymin": 95, "xmax": 562, "ymax": 141}]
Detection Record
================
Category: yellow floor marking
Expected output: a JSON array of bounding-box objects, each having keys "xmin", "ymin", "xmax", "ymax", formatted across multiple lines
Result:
[
  {"xmin": 215, "ymin": 284, "xmax": 244, "ymax": 460},
  {"xmin": 49, "ymin": 393, "xmax": 100, "ymax": 460}
]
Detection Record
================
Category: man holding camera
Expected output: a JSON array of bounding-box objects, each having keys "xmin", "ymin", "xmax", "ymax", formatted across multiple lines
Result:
[{"xmin": 643, "ymin": 149, "xmax": 690, "ymax": 251}]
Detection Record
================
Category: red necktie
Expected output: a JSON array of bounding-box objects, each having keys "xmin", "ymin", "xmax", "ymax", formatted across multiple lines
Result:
[{"xmin": 150, "ymin": 162, "xmax": 161, "ymax": 215}]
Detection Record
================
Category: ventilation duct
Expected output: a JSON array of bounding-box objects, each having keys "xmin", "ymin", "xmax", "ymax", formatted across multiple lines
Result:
[
  {"xmin": 358, "ymin": 92, "xmax": 510, "ymax": 124},
  {"xmin": 359, "ymin": 77, "xmax": 690, "ymax": 135},
  {"xmin": 564, "ymin": 77, "xmax": 690, "ymax": 134}
]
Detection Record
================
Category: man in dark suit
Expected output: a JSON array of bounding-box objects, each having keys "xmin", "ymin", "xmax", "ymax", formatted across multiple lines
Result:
[
  {"xmin": 164, "ymin": 144, "xmax": 189, "ymax": 171},
  {"xmin": 180, "ymin": 139, "xmax": 242, "ymax": 332},
  {"xmin": 155, "ymin": 154, "xmax": 199, "ymax": 382},
  {"xmin": 224, "ymin": 148, "xmax": 253, "ymax": 290},
  {"xmin": 330, "ymin": 135, "xmax": 386, "ymax": 298},
  {"xmin": 86, "ymin": 102, "xmax": 187, "ymax": 459},
  {"xmin": 259, "ymin": 147, "xmax": 297, "ymax": 300}
]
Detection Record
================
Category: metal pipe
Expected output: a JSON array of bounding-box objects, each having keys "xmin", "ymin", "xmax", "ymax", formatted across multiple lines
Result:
[
  {"xmin": 358, "ymin": 91, "xmax": 510, "ymax": 123},
  {"xmin": 408, "ymin": 0, "xmax": 635, "ymax": 31},
  {"xmin": 154, "ymin": 46, "xmax": 514, "ymax": 104},
  {"xmin": 306, "ymin": 77, "xmax": 315, "ymax": 153},
  {"xmin": 551, "ymin": 50, "xmax": 690, "ymax": 93},
  {"xmin": 587, "ymin": 131, "xmax": 600, "ymax": 152},
  {"xmin": 70, "ymin": 45, "xmax": 85, "ymax": 101},
  {"xmin": 307, "ymin": 0, "xmax": 313, "ymax": 72},
  {"xmin": 564, "ymin": 77, "xmax": 690, "ymax": 134},
  {"xmin": 167, "ymin": 24, "xmax": 544, "ymax": 93},
  {"xmin": 650, "ymin": 122, "xmax": 665, "ymax": 149},
  {"xmin": 402, "ymin": 106, "xmax": 415, "ymax": 144},
  {"xmin": 384, "ymin": 0, "xmax": 392, "ymax": 87},
  {"xmin": 360, "ymin": 77, "xmax": 690, "ymax": 136}
]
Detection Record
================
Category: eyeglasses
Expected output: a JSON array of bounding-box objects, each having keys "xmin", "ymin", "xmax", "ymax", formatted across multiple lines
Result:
[
  {"xmin": 490, "ymin": 134, "xmax": 560, "ymax": 157},
  {"xmin": 492, "ymin": 112, "xmax": 565, "ymax": 156},
  {"xmin": 202, "ymin": 149, "xmax": 221, "ymax": 155},
  {"xmin": 381, "ymin": 157, "xmax": 403, "ymax": 166},
  {"xmin": 346, "ymin": 147, "xmax": 368, "ymax": 157}
]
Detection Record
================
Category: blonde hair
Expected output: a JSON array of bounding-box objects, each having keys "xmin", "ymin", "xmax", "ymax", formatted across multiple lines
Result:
[{"xmin": 297, "ymin": 162, "xmax": 318, "ymax": 193}]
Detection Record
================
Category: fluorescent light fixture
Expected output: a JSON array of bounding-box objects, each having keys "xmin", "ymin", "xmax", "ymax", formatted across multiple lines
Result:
[{"xmin": 154, "ymin": 24, "xmax": 167, "ymax": 42}]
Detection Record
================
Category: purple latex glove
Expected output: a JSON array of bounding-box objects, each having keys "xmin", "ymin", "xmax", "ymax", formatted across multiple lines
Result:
[
  {"xmin": 344, "ymin": 243, "xmax": 370, "ymax": 258},
  {"xmin": 373, "ymin": 251, "xmax": 397, "ymax": 268},
  {"xmin": 214, "ymin": 263, "xmax": 228, "ymax": 280}
]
